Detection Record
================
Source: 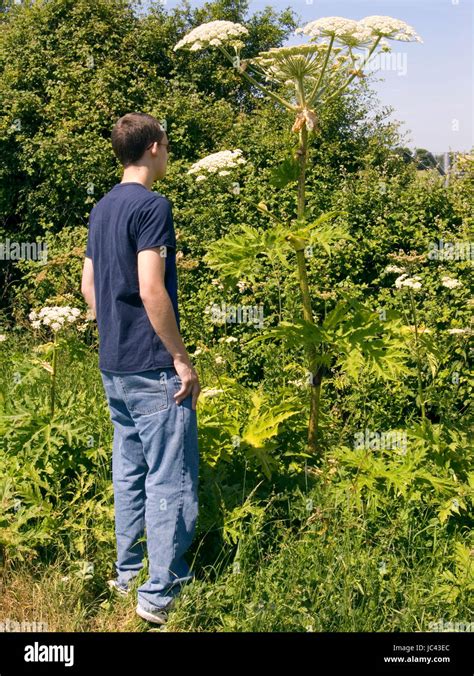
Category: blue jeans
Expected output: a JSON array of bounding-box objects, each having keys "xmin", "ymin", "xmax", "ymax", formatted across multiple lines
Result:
[{"xmin": 100, "ymin": 367, "xmax": 199, "ymax": 611}]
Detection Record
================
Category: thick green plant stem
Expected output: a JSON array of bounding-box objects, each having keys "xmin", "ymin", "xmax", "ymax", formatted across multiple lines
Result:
[
  {"xmin": 409, "ymin": 291, "xmax": 426, "ymax": 421},
  {"xmin": 51, "ymin": 332, "xmax": 57, "ymax": 418},
  {"xmin": 295, "ymin": 125, "xmax": 322, "ymax": 455}
]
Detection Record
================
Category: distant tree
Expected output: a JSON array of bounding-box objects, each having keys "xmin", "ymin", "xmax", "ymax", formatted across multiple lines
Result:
[{"xmin": 413, "ymin": 148, "xmax": 439, "ymax": 171}]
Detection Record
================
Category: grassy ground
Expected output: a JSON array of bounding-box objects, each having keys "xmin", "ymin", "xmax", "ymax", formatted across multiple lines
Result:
[
  {"xmin": 1, "ymin": 479, "xmax": 470, "ymax": 632},
  {"xmin": 0, "ymin": 334, "xmax": 471, "ymax": 632}
]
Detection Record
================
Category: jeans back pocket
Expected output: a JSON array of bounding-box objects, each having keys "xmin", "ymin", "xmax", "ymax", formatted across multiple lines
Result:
[{"xmin": 119, "ymin": 371, "xmax": 169, "ymax": 415}]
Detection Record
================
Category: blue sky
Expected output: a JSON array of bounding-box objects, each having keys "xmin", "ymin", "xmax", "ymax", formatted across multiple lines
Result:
[{"xmin": 157, "ymin": 0, "xmax": 473, "ymax": 154}]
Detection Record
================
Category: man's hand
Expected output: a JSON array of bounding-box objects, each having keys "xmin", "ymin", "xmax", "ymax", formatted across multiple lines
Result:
[
  {"xmin": 174, "ymin": 358, "xmax": 201, "ymax": 410},
  {"xmin": 137, "ymin": 247, "xmax": 201, "ymax": 410}
]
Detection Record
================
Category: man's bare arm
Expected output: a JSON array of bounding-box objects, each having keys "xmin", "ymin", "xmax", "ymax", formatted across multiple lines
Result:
[
  {"xmin": 81, "ymin": 256, "xmax": 96, "ymax": 318},
  {"xmin": 138, "ymin": 247, "xmax": 200, "ymax": 409}
]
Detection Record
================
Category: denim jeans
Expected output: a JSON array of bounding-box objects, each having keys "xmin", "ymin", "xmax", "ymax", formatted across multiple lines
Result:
[{"xmin": 100, "ymin": 367, "xmax": 199, "ymax": 612}]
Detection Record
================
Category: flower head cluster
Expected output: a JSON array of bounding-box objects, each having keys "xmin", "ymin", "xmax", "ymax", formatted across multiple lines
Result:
[
  {"xmin": 296, "ymin": 15, "xmax": 422, "ymax": 45},
  {"xmin": 250, "ymin": 43, "xmax": 336, "ymax": 84},
  {"xmin": 384, "ymin": 264, "xmax": 407, "ymax": 274},
  {"xmin": 0, "ymin": 334, "xmax": 6, "ymax": 342},
  {"xmin": 174, "ymin": 20, "xmax": 248, "ymax": 53},
  {"xmin": 361, "ymin": 16, "xmax": 422, "ymax": 43},
  {"xmin": 29, "ymin": 306, "xmax": 81, "ymax": 332},
  {"xmin": 394, "ymin": 274, "xmax": 422, "ymax": 290},
  {"xmin": 201, "ymin": 387, "xmax": 225, "ymax": 397},
  {"xmin": 447, "ymin": 328, "xmax": 469, "ymax": 335},
  {"xmin": 441, "ymin": 275, "xmax": 462, "ymax": 289},
  {"xmin": 236, "ymin": 280, "xmax": 249, "ymax": 293},
  {"xmin": 188, "ymin": 149, "xmax": 246, "ymax": 181},
  {"xmin": 388, "ymin": 249, "xmax": 427, "ymax": 265},
  {"xmin": 296, "ymin": 17, "xmax": 372, "ymax": 45}
]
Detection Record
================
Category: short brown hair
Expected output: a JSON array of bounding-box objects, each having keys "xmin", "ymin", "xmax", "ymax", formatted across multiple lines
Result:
[{"xmin": 111, "ymin": 112, "xmax": 165, "ymax": 167}]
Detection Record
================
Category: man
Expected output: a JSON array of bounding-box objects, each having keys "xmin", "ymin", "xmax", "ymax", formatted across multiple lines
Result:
[{"xmin": 81, "ymin": 112, "xmax": 201, "ymax": 625}]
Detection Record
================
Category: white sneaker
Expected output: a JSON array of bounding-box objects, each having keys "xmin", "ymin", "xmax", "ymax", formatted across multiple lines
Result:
[
  {"xmin": 107, "ymin": 579, "xmax": 130, "ymax": 596},
  {"xmin": 136, "ymin": 599, "xmax": 175, "ymax": 625}
]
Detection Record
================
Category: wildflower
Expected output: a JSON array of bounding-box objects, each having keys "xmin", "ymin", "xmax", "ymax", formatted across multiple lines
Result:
[
  {"xmin": 296, "ymin": 17, "xmax": 372, "ymax": 44},
  {"xmin": 250, "ymin": 43, "xmax": 332, "ymax": 88},
  {"xmin": 193, "ymin": 348, "xmax": 203, "ymax": 356},
  {"xmin": 387, "ymin": 250, "xmax": 427, "ymax": 264},
  {"xmin": 174, "ymin": 20, "xmax": 249, "ymax": 53},
  {"xmin": 236, "ymin": 280, "xmax": 248, "ymax": 293},
  {"xmin": 384, "ymin": 265, "xmax": 406, "ymax": 274},
  {"xmin": 256, "ymin": 44, "xmax": 323, "ymax": 59},
  {"xmin": 394, "ymin": 274, "xmax": 422, "ymax": 290},
  {"xmin": 447, "ymin": 328, "xmax": 468, "ymax": 335},
  {"xmin": 201, "ymin": 388, "xmax": 225, "ymax": 397},
  {"xmin": 215, "ymin": 355, "xmax": 225, "ymax": 365},
  {"xmin": 360, "ymin": 16, "xmax": 423, "ymax": 43},
  {"xmin": 225, "ymin": 336, "xmax": 238, "ymax": 343},
  {"xmin": 317, "ymin": 291, "xmax": 336, "ymax": 300},
  {"xmin": 29, "ymin": 306, "xmax": 82, "ymax": 333},
  {"xmin": 0, "ymin": 334, "xmax": 6, "ymax": 342},
  {"xmin": 188, "ymin": 150, "xmax": 246, "ymax": 180},
  {"xmin": 441, "ymin": 276, "xmax": 462, "ymax": 289},
  {"xmin": 289, "ymin": 378, "xmax": 307, "ymax": 388}
]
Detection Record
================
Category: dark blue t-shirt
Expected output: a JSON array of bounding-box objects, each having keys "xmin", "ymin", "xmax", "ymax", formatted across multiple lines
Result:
[{"xmin": 85, "ymin": 182, "xmax": 180, "ymax": 373}]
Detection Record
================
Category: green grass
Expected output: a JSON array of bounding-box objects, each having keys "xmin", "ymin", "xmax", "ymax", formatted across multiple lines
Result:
[
  {"xmin": 0, "ymin": 478, "xmax": 470, "ymax": 632},
  {"xmin": 0, "ymin": 334, "xmax": 471, "ymax": 632}
]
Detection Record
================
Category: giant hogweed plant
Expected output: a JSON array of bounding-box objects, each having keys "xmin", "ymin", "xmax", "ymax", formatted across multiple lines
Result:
[{"xmin": 175, "ymin": 16, "xmax": 422, "ymax": 454}]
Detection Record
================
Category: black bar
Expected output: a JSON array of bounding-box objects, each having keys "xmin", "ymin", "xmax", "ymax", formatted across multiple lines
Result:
[{"xmin": 0, "ymin": 631, "xmax": 471, "ymax": 675}]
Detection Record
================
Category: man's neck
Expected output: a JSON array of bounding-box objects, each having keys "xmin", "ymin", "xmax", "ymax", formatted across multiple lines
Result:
[{"xmin": 120, "ymin": 167, "xmax": 155, "ymax": 191}]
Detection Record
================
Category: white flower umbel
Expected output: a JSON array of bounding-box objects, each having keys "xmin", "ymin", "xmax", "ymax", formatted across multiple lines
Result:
[
  {"xmin": 441, "ymin": 276, "xmax": 462, "ymax": 289},
  {"xmin": 174, "ymin": 20, "xmax": 249, "ymax": 53},
  {"xmin": 250, "ymin": 43, "xmax": 343, "ymax": 83},
  {"xmin": 236, "ymin": 280, "xmax": 249, "ymax": 292},
  {"xmin": 289, "ymin": 15, "xmax": 421, "ymax": 125},
  {"xmin": 201, "ymin": 387, "xmax": 225, "ymax": 397},
  {"xmin": 296, "ymin": 17, "xmax": 372, "ymax": 45},
  {"xmin": 175, "ymin": 15, "xmax": 421, "ymax": 137},
  {"xmin": 447, "ymin": 328, "xmax": 469, "ymax": 335},
  {"xmin": 360, "ymin": 16, "xmax": 423, "ymax": 43},
  {"xmin": 394, "ymin": 274, "xmax": 422, "ymax": 290},
  {"xmin": 0, "ymin": 334, "xmax": 6, "ymax": 342},
  {"xmin": 188, "ymin": 149, "xmax": 246, "ymax": 180},
  {"xmin": 384, "ymin": 265, "xmax": 407, "ymax": 274},
  {"xmin": 29, "ymin": 306, "xmax": 82, "ymax": 332}
]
